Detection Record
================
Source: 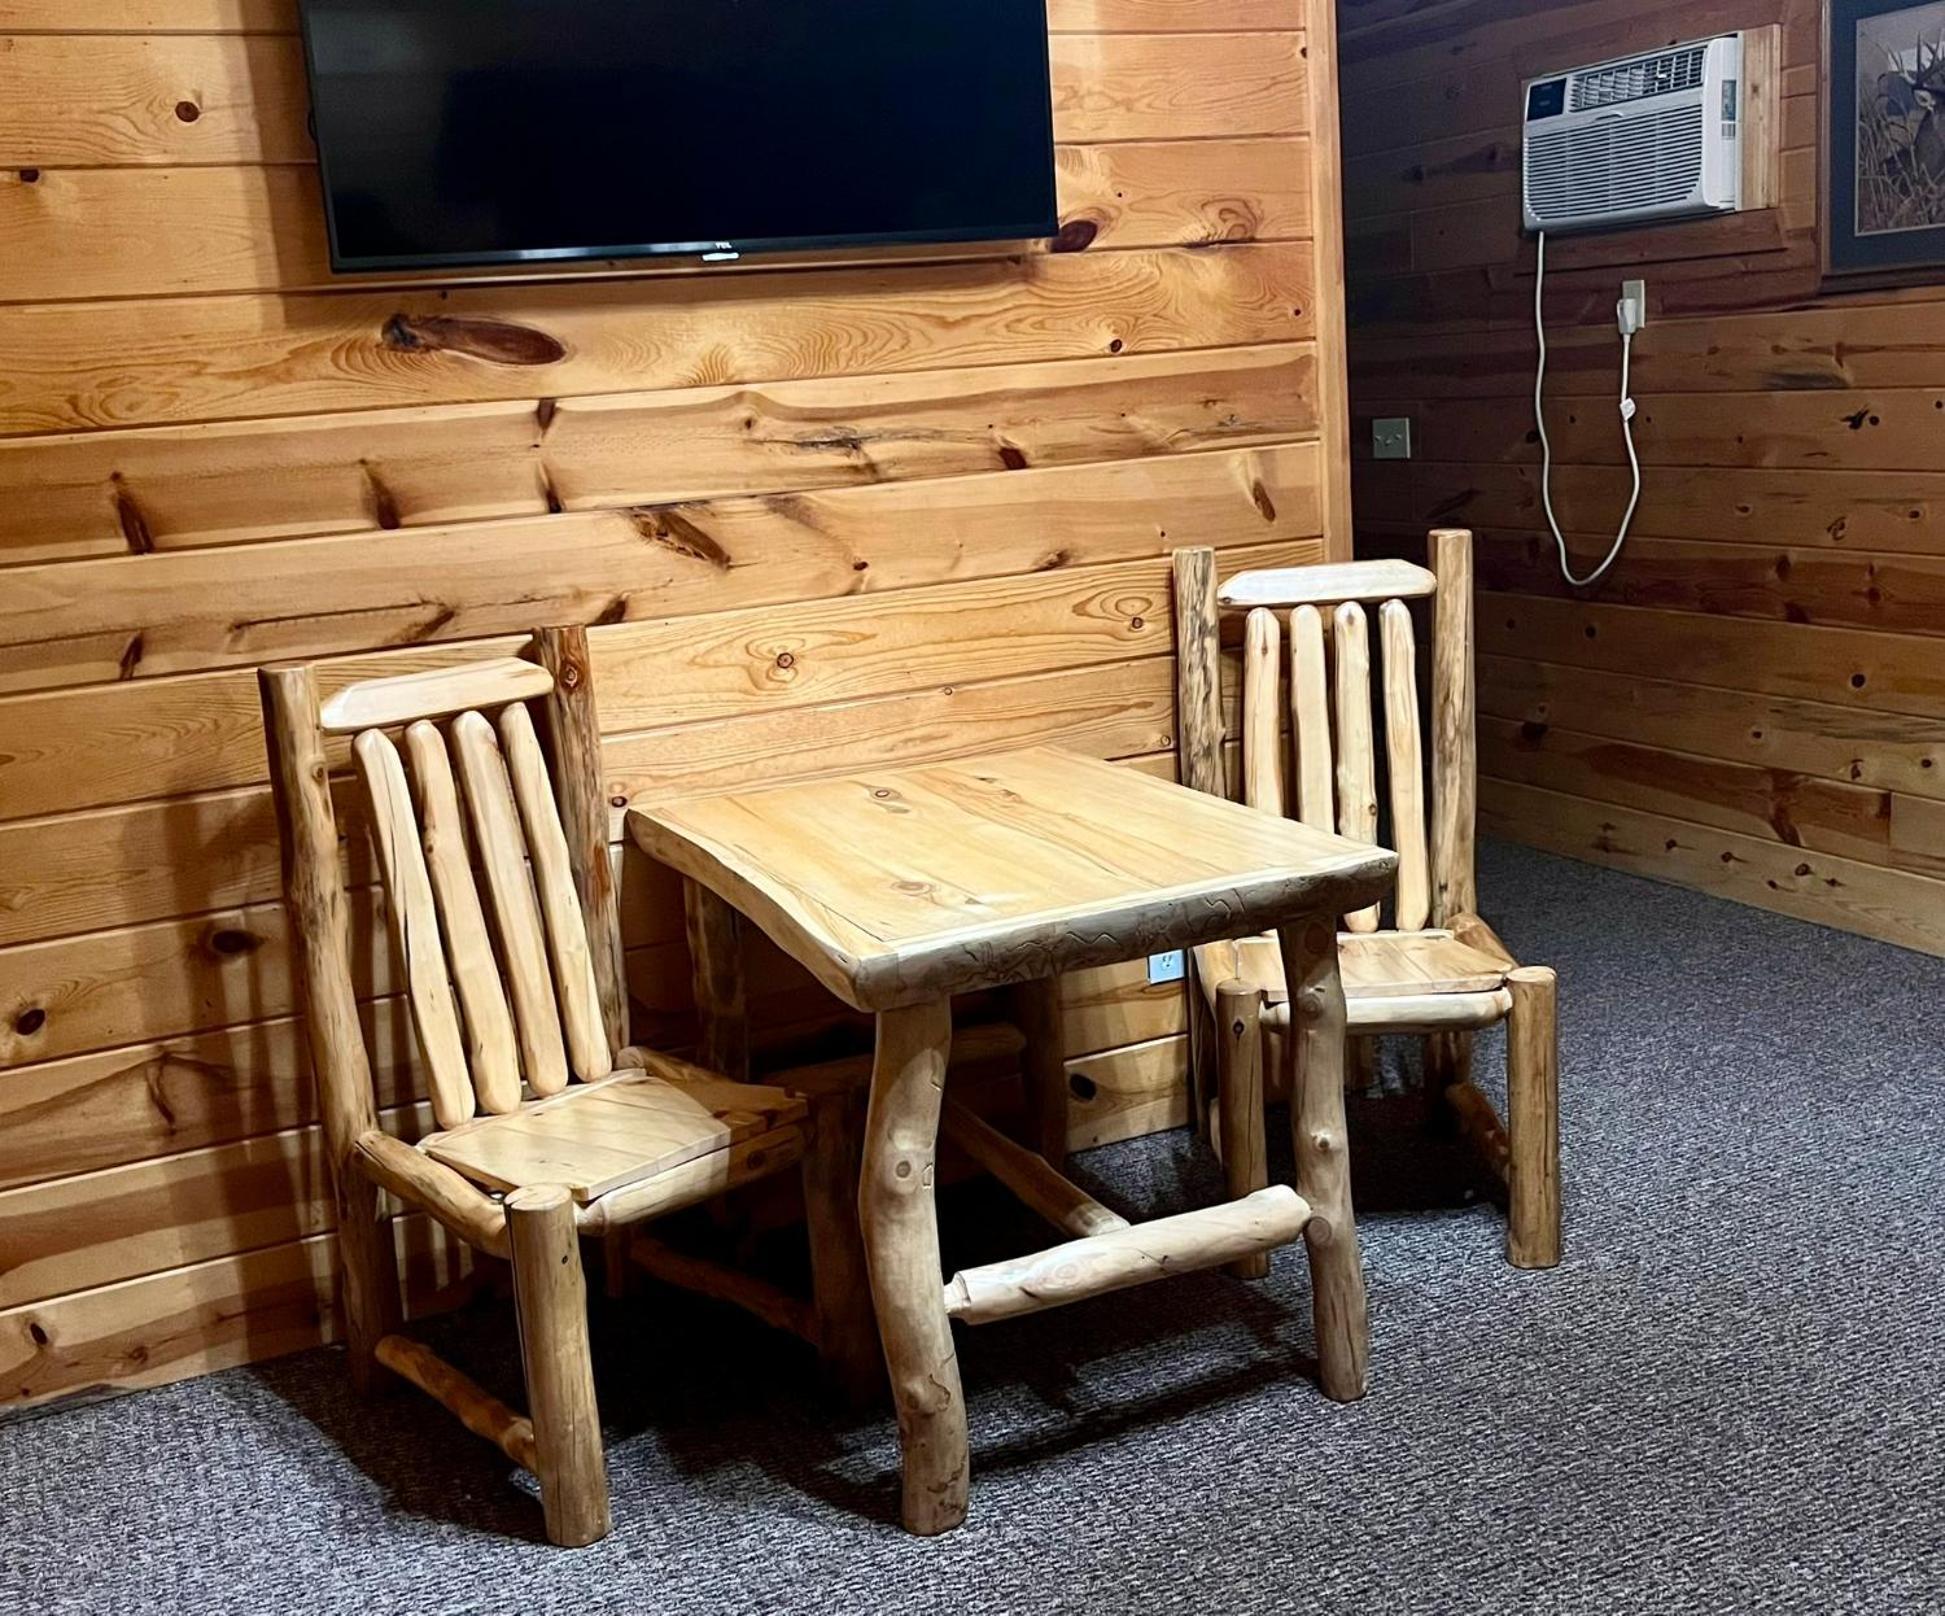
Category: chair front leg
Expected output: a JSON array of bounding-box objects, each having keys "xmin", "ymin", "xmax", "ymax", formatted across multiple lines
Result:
[
  {"xmin": 507, "ymin": 1185, "xmax": 611, "ymax": 1547},
  {"xmin": 1505, "ymin": 966, "xmax": 1562, "ymax": 1270},
  {"xmin": 1214, "ymin": 978, "xmax": 1271, "ymax": 1280},
  {"xmin": 1276, "ymin": 919, "xmax": 1369, "ymax": 1403}
]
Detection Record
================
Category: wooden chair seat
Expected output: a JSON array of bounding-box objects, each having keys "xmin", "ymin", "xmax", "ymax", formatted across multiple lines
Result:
[
  {"xmin": 1194, "ymin": 928, "xmax": 1514, "ymax": 1007},
  {"xmin": 419, "ymin": 1052, "xmax": 806, "ymax": 1205}
]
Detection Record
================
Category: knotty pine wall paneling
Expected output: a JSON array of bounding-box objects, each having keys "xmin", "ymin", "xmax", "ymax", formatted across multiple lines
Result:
[
  {"xmin": 1338, "ymin": 0, "xmax": 1945, "ymax": 956},
  {"xmin": 0, "ymin": 0, "xmax": 1353, "ymax": 1408}
]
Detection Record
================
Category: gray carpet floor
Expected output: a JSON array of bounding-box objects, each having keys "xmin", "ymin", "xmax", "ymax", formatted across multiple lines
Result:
[{"xmin": 4, "ymin": 842, "xmax": 1942, "ymax": 1615}]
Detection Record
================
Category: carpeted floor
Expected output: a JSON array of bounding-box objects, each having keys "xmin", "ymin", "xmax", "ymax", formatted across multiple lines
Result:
[{"xmin": 4, "ymin": 842, "xmax": 1941, "ymax": 1615}]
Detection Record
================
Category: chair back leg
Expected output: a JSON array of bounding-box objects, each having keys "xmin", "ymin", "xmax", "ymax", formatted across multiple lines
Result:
[{"xmin": 261, "ymin": 664, "xmax": 402, "ymax": 1393}]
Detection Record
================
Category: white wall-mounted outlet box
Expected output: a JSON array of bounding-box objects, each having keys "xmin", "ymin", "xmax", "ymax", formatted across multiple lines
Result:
[{"xmin": 1147, "ymin": 950, "xmax": 1186, "ymax": 985}]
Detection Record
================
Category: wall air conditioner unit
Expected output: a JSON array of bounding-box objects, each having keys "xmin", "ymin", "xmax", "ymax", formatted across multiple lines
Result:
[{"xmin": 1522, "ymin": 34, "xmax": 1743, "ymax": 234}]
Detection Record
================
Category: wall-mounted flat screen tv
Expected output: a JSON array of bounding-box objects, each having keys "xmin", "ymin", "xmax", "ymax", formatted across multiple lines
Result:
[{"xmin": 298, "ymin": 0, "xmax": 1059, "ymax": 272}]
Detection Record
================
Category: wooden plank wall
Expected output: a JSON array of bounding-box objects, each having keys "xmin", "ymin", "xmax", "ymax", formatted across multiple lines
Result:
[
  {"xmin": 1338, "ymin": 0, "xmax": 1945, "ymax": 955},
  {"xmin": 0, "ymin": 1, "xmax": 1351, "ymax": 1409}
]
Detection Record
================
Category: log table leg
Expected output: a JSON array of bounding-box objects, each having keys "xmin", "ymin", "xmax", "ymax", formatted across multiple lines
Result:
[
  {"xmin": 1277, "ymin": 917, "xmax": 1370, "ymax": 1403},
  {"xmin": 684, "ymin": 879, "xmax": 748, "ymax": 1081},
  {"xmin": 859, "ymin": 997, "xmax": 968, "ymax": 1535},
  {"xmin": 1008, "ymin": 975, "xmax": 1068, "ymax": 1167}
]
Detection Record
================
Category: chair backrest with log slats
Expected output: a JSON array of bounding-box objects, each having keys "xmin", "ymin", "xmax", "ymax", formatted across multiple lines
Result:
[
  {"xmin": 262, "ymin": 628, "xmax": 631, "ymax": 1158},
  {"xmin": 1171, "ymin": 529, "xmax": 1476, "ymax": 934}
]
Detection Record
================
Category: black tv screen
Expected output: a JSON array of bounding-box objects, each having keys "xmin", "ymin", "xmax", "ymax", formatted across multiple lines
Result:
[{"xmin": 298, "ymin": 0, "xmax": 1059, "ymax": 272}]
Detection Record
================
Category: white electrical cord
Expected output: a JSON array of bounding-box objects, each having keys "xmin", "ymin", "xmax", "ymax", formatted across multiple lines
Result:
[{"xmin": 1533, "ymin": 229, "xmax": 1641, "ymax": 587}]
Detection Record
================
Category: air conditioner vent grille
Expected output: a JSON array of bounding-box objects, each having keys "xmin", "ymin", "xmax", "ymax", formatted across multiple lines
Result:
[
  {"xmin": 1524, "ymin": 103, "xmax": 1706, "ymax": 224},
  {"xmin": 1570, "ymin": 45, "xmax": 1707, "ymax": 111}
]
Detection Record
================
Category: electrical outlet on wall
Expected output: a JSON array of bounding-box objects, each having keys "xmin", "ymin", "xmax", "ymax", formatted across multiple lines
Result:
[
  {"xmin": 1618, "ymin": 278, "xmax": 1647, "ymax": 335},
  {"xmin": 1147, "ymin": 950, "xmax": 1186, "ymax": 985},
  {"xmin": 1372, "ymin": 417, "xmax": 1413, "ymax": 460}
]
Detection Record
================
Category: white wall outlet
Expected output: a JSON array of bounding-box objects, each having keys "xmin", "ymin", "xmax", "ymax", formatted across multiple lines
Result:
[
  {"xmin": 1372, "ymin": 416, "xmax": 1413, "ymax": 460},
  {"xmin": 1147, "ymin": 949, "xmax": 1186, "ymax": 985},
  {"xmin": 1618, "ymin": 278, "xmax": 1647, "ymax": 335}
]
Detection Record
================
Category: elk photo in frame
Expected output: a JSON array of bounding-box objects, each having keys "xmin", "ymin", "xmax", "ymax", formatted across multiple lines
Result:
[{"xmin": 1826, "ymin": 0, "xmax": 1945, "ymax": 281}]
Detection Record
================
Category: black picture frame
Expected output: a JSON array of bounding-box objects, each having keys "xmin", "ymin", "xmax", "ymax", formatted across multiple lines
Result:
[{"xmin": 1825, "ymin": 0, "xmax": 1945, "ymax": 283}]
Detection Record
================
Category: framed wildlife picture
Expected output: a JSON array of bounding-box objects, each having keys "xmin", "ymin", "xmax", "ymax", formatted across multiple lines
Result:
[{"xmin": 1826, "ymin": 0, "xmax": 1945, "ymax": 281}]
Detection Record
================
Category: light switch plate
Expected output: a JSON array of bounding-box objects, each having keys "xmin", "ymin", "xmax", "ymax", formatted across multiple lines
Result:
[
  {"xmin": 1147, "ymin": 949, "xmax": 1186, "ymax": 985},
  {"xmin": 1372, "ymin": 416, "xmax": 1413, "ymax": 460}
]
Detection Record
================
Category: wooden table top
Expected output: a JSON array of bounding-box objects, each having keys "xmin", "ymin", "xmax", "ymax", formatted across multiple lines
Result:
[{"xmin": 627, "ymin": 747, "xmax": 1396, "ymax": 1012}]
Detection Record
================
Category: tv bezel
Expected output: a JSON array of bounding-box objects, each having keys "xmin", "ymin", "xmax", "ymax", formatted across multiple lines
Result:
[{"xmin": 296, "ymin": 0, "xmax": 1061, "ymax": 274}]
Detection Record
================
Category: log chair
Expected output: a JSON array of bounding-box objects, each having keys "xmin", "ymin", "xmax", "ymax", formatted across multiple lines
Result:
[
  {"xmin": 1172, "ymin": 531, "xmax": 1563, "ymax": 1269},
  {"xmin": 261, "ymin": 628, "xmax": 881, "ymax": 1547}
]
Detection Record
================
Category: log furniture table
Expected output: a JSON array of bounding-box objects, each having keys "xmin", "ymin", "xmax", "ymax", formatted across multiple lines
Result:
[{"xmin": 626, "ymin": 746, "xmax": 1395, "ymax": 1536}]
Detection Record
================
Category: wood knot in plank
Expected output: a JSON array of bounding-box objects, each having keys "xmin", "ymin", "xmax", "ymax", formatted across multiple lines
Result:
[
  {"xmin": 13, "ymin": 1006, "xmax": 45, "ymax": 1036},
  {"xmin": 360, "ymin": 461, "xmax": 402, "ymax": 530},
  {"xmin": 628, "ymin": 507, "xmax": 731, "ymax": 569},
  {"xmin": 1192, "ymin": 202, "xmax": 1261, "ymax": 246},
  {"xmin": 1050, "ymin": 217, "xmax": 1100, "ymax": 253},
  {"xmin": 112, "ymin": 475, "xmax": 155, "ymax": 554},
  {"xmin": 205, "ymin": 927, "xmax": 265, "ymax": 958},
  {"xmin": 1762, "ymin": 367, "xmax": 1846, "ymax": 391},
  {"xmin": 382, "ymin": 313, "xmax": 566, "ymax": 366}
]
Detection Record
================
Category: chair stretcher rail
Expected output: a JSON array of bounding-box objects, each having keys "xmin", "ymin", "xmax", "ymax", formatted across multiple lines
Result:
[{"xmin": 375, "ymin": 1334, "xmax": 538, "ymax": 1471}]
